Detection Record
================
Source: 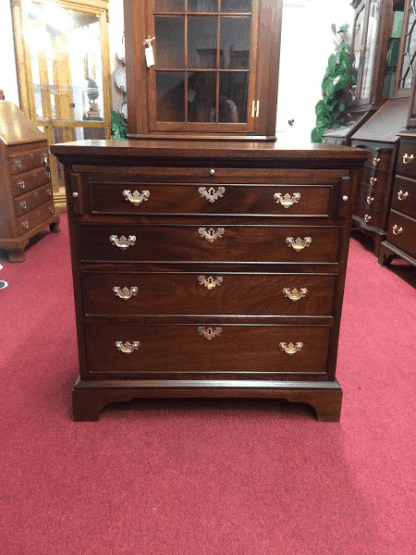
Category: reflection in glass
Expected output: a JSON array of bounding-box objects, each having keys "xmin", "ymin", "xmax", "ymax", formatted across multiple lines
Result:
[
  {"xmin": 188, "ymin": 16, "xmax": 218, "ymax": 69},
  {"xmin": 188, "ymin": 72, "xmax": 216, "ymax": 122},
  {"xmin": 221, "ymin": 0, "xmax": 251, "ymax": 13},
  {"xmin": 156, "ymin": 72, "xmax": 185, "ymax": 121},
  {"xmin": 154, "ymin": 0, "xmax": 185, "ymax": 12},
  {"xmin": 188, "ymin": 0, "xmax": 218, "ymax": 12},
  {"xmin": 154, "ymin": 17, "xmax": 185, "ymax": 68},
  {"xmin": 382, "ymin": 9, "xmax": 404, "ymax": 97},
  {"xmin": 399, "ymin": 2, "xmax": 416, "ymax": 89},
  {"xmin": 361, "ymin": 0, "xmax": 381, "ymax": 100},
  {"xmin": 220, "ymin": 17, "xmax": 251, "ymax": 69},
  {"xmin": 350, "ymin": 5, "xmax": 365, "ymax": 100},
  {"xmin": 219, "ymin": 72, "xmax": 248, "ymax": 122}
]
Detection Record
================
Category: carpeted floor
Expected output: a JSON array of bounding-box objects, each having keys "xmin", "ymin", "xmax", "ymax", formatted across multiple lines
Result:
[{"xmin": 0, "ymin": 215, "xmax": 415, "ymax": 555}]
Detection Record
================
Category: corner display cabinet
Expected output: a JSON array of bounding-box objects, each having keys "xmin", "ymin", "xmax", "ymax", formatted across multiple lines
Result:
[{"xmin": 51, "ymin": 0, "xmax": 371, "ymax": 422}]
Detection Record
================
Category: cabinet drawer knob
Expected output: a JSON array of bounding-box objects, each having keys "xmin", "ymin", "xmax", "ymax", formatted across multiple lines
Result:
[
  {"xmin": 113, "ymin": 286, "xmax": 139, "ymax": 300},
  {"xmin": 19, "ymin": 200, "xmax": 27, "ymax": 210},
  {"xmin": 274, "ymin": 192, "xmax": 301, "ymax": 208},
  {"xmin": 397, "ymin": 190, "xmax": 409, "ymax": 201},
  {"xmin": 123, "ymin": 189, "xmax": 150, "ymax": 206},
  {"xmin": 286, "ymin": 237, "xmax": 312, "ymax": 251},
  {"xmin": 115, "ymin": 341, "xmax": 140, "ymax": 354},
  {"xmin": 364, "ymin": 214, "xmax": 372, "ymax": 222},
  {"xmin": 198, "ymin": 326, "xmax": 222, "ymax": 340},
  {"xmin": 283, "ymin": 287, "xmax": 308, "ymax": 301},
  {"xmin": 392, "ymin": 225, "xmax": 403, "ymax": 235},
  {"xmin": 370, "ymin": 177, "xmax": 377, "ymax": 185},
  {"xmin": 198, "ymin": 227, "xmax": 224, "ymax": 242},
  {"xmin": 110, "ymin": 234, "xmax": 136, "ymax": 249},
  {"xmin": 209, "ymin": 169, "xmax": 216, "ymax": 176},
  {"xmin": 14, "ymin": 159, "xmax": 22, "ymax": 169},
  {"xmin": 198, "ymin": 275, "xmax": 223, "ymax": 290},
  {"xmin": 21, "ymin": 220, "xmax": 29, "ymax": 229},
  {"xmin": 17, "ymin": 180, "xmax": 25, "ymax": 190},
  {"xmin": 372, "ymin": 157, "xmax": 380, "ymax": 167},
  {"xmin": 199, "ymin": 186, "xmax": 225, "ymax": 203},
  {"xmin": 403, "ymin": 153, "xmax": 414, "ymax": 164},
  {"xmin": 366, "ymin": 196, "xmax": 374, "ymax": 205},
  {"xmin": 46, "ymin": 188, "xmax": 52, "ymax": 197},
  {"xmin": 48, "ymin": 206, "xmax": 54, "ymax": 213},
  {"xmin": 279, "ymin": 342, "xmax": 303, "ymax": 355}
]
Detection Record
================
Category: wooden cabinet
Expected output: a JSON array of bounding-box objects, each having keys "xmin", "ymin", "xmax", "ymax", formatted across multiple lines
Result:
[
  {"xmin": 0, "ymin": 101, "xmax": 60, "ymax": 261},
  {"xmin": 123, "ymin": 0, "xmax": 282, "ymax": 139},
  {"xmin": 50, "ymin": 139, "xmax": 369, "ymax": 421}
]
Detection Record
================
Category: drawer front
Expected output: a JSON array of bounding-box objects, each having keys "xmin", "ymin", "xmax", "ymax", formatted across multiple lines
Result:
[
  {"xmin": 14, "ymin": 184, "xmax": 53, "ymax": 217},
  {"xmin": 82, "ymin": 272, "xmax": 337, "ymax": 317},
  {"xmin": 89, "ymin": 182, "xmax": 333, "ymax": 217},
  {"xmin": 360, "ymin": 166, "xmax": 390, "ymax": 190},
  {"xmin": 78, "ymin": 224, "xmax": 341, "ymax": 264},
  {"xmin": 11, "ymin": 167, "xmax": 50, "ymax": 197},
  {"xmin": 352, "ymin": 144, "xmax": 392, "ymax": 172},
  {"xmin": 85, "ymin": 323, "xmax": 331, "ymax": 377},
  {"xmin": 7, "ymin": 147, "xmax": 48, "ymax": 175},
  {"xmin": 355, "ymin": 180, "xmax": 391, "ymax": 213},
  {"xmin": 396, "ymin": 140, "xmax": 416, "ymax": 178},
  {"xmin": 386, "ymin": 210, "xmax": 416, "ymax": 259},
  {"xmin": 390, "ymin": 175, "xmax": 416, "ymax": 219},
  {"xmin": 17, "ymin": 201, "xmax": 55, "ymax": 236}
]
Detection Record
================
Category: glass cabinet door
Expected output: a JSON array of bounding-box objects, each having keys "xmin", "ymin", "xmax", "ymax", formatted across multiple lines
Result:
[
  {"xmin": 360, "ymin": 0, "xmax": 382, "ymax": 102},
  {"xmin": 147, "ymin": 0, "xmax": 258, "ymax": 133},
  {"xmin": 397, "ymin": 0, "xmax": 416, "ymax": 91},
  {"xmin": 349, "ymin": 1, "xmax": 367, "ymax": 104}
]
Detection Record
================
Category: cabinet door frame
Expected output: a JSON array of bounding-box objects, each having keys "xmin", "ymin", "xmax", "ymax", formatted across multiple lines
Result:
[{"xmin": 393, "ymin": 0, "xmax": 416, "ymax": 99}]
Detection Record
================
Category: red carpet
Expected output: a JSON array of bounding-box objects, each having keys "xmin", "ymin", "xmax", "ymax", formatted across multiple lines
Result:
[{"xmin": 0, "ymin": 216, "xmax": 415, "ymax": 555}]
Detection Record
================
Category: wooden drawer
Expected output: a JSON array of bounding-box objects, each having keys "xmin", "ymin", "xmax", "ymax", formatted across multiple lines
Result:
[
  {"xmin": 17, "ymin": 201, "xmax": 55, "ymax": 236},
  {"xmin": 77, "ymin": 224, "xmax": 341, "ymax": 264},
  {"xmin": 386, "ymin": 210, "xmax": 416, "ymax": 259},
  {"xmin": 82, "ymin": 271, "xmax": 337, "ymax": 317},
  {"xmin": 396, "ymin": 140, "xmax": 416, "ymax": 178},
  {"xmin": 390, "ymin": 175, "xmax": 416, "ymax": 219},
  {"xmin": 353, "ymin": 199, "xmax": 384, "ymax": 230},
  {"xmin": 84, "ymin": 323, "xmax": 332, "ymax": 378},
  {"xmin": 14, "ymin": 183, "xmax": 53, "ymax": 217},
  {"xmin": 360, "ymin": 166, "xmax": 390, "ymax": 190},
  {"xmin": 11, "ymin": 167, "xmax": 50, "ymax": 197},
  {"xmin": 355, "ymin": 181, "xmax": 390, "ymax": 213},
  {"xmin": 88, "ymin": 181, "xmax": 334, "ymax": 217},
  {"xmin": 352, "ymin": 145, "xmax": 392, "ymax": 172},
  {"xmin": 7, "ymin": 147, "xmax": 48, "ymax": 175}
]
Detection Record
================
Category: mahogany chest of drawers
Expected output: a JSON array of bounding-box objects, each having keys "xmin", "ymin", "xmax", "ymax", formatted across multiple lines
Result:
[
  {"xmin": 0, "ymin": 101, "xmax": 60, "ymax": 261},
  {"xmin": 51, "ymin": 139, "xmax": 369, "ymax": 421}
]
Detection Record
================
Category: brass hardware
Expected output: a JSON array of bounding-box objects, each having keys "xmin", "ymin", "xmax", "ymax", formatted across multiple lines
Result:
[
  {"xmin": 14, "ymin": 159, "xmax": 21, "ymax": 169},
  {"xmin": 123, "ymin": 189, "xmax": 150, "ymax": 206},
  {"xmin": 274, "ymin": 192, "xmax": 301, "ymax": 208},
  {"xmin": 46, "ymin": 188, "xmax": 52, "ymax": 197},
  {"xmin": 198, "ymin": 276, "xmax": 223, "ymax": 290},
  {"xmin": 364, "ymin": 214, "xmax": 372, "ymax": 222},
  {"xmin": 115, "ymin": 341, "xmax": 140, "ymax": 354},
  {"xmin": 19, "ymin": 201, "xmax": 27, "ymax": 210},
  {"xmin": 110, "ymin": 235, "xmax": 137, "ymax": 249},
  {"xmin": 342, "ymin": 196, "xmax": 348, "ymax": 202},
  {"xmin": 209, "ymin": 169, "xmax": 215, "ymax": 176},
  {"xmin": 403, "ymin": 153, "xmax": 414, "ymax": 164},
  {"xmin": 279, "ymin": 342, "xmax": 303, "ymax": 355},
  {"xmin": 283, "ymin": 287, "xmax": 308, "ymax": 302},
  {"xmin": 251, "ymin": 100, "xmax": 260, "ymax": 118},
  {"xmin": 370, "ymin": 177, "xmax": 377, "ymax": 185},
  {"xmin": 72, "ymin": 192, "xmax": 79, "ymax": 198},
  {"xmin": 17, "ymin": 180, "xmax": 25, "ymax": 189},
  {"xmin": 286, "ymin": 237, "xmax": 312, "ymax": 251},
  {"xmin": 198, "ymin": 326, "xmax": 222, "ymax": 340},
  {"xmin": 357, "ymin": 46, "xmax": 366, "ymax": 53},
  {"xmin": 392, "ymin": 225, "xmax": 403, "ymax": 235},
  {"xmin": 199, "ymin": 186, "xmax": 225, "ymax": 203},
  {"xmin": 397, "ymin": 190, "xmax": 409, "ymax": 201},
  {"xmin": 21, "ymin": 220, "xmax": 29, "ymax": 229},
  {"xmin": 366, "ymin": 196, "xmax": 374, "ymax": 205},
  {"xmin": 372, "ymin": 157, "xmax": 380, "ymax": 166},
  {"xmin": 113, "ymin": 286, "xmax": 139, "ymax": 300},
  {"xmin": 198, "ymin": 227, "xmax": 225, "ymax": 242},
  {"xmin": 48, "ymin": 206, "xmax": 54, "ymax": 213}
]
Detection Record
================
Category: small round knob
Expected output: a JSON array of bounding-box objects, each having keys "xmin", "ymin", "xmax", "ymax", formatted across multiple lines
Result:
[
  {"xmin": 72, "ymin": 192, "xmax": 79, "ymax": 198},
  {"xmin": 342, "ymin": 195, "xmax": 348, "ymax": 202},
  {"xmin": 209, "ymin": 169, "xmax": 215, "ymax": 176}
]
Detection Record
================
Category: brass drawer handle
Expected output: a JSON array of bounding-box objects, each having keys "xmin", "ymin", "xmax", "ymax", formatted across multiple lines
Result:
[
  {"xmin": 14, "ymin": 159, "xmax": 22, "ymax": 169},
  {"xmin": 198, "ymin": 186, "xmax": 225, "ymax": 203},
  {"xmin": 110, "ymin": 234, "xmax": 136, "ymax": 249},
  {"xmin": 372, "ymin": 157, "xmax": 380, "ymax": 166},
  {"xmin": 364, "ymin": 214, "xmax": 372, "ymax": 222},
  {"xmin": 370, "ymin": 177, "xmax": 377, "ymax": 185},
  {"xmin": 403, "ymin": 153, "xmax": 414, "ymax": 164},
  {"xmin": 198, "ymin": 326, "xmax": 222, "ymax": 340},
  {"xmin": 274, "ymin": 192, "xmax": 301, "ymax": 208},
  {"xmin": 198, "ymin": 227, "xmax": 224, "ymax": 242},
  {"xmin": 19, "ymin": 201, "xmax": 27, "ymax": 210},
  {"xmin": 397, "ymin": 190, "xmax": 409, "ymax": 201},
  {"xmin": 48, "ymin": 206, "xmax": 54, "ymax": 213},
  {"xmin": 366, "ymin": 196, "xmax": 374, "ymax": 205},
  {"xmin": 21, "ymin": 220, "xmax": 29, "ymax": 229},
  {"xmin": 286, "ymin": 237, "xmax": 312, "ymax": 251},
  {"xmin": 198, "ymin": 276, "xmax": 223, "ymax": 290},
  {"xmin": 115, "ymin": 341, "xmax": 140, "ymax": 354},
  {"xmin": 283, "ymin": 287, "xmax": 308, "ymax": 301},
  {"xmin": 46, "ymin": 187, "xmax": 52, "ymax": 196},
  {"xmin": 392, "ymin": 225, "xmax": 403, "ymax": 235},
  {"xmin": 123, "ymin": 189, "xmax": 150, "ymax": 206},
  {"xmin": 113, "ymin": 286, "xmax": 139, "ymax": 300},
  {"xmin": 17, "ymin": 180, "xmax": 25, "ymax": 190},
  {"xmin": 279, "ymin": 342, "xmax": 303, "ymax": 355}
]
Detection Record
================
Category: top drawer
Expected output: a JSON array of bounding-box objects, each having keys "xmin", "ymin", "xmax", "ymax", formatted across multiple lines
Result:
[
  {"xmin": 7, "ymin": 146, "xmax": 49, "ymax": 175},
  {"xmin": 396, "ymin": 139, "xmax": 416, "ymax": 178},
  {"xmin": 351, "ymin": 144, "xmax": 392, "ymax": 172}
]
